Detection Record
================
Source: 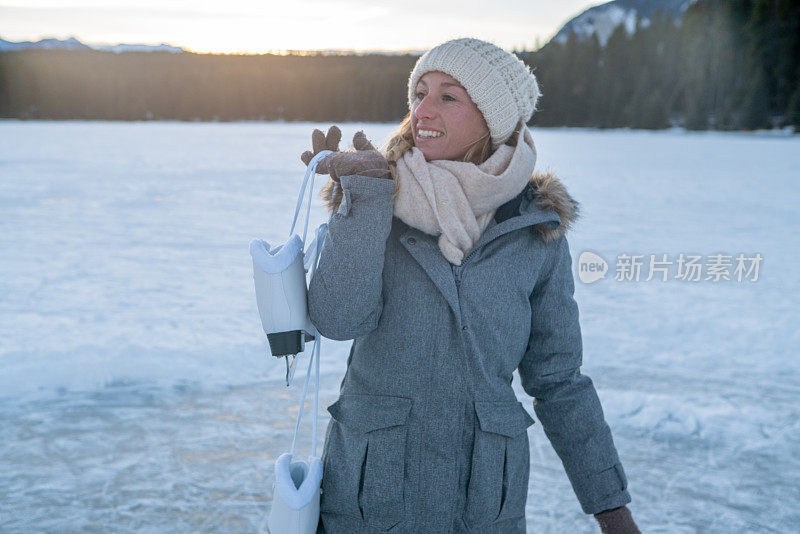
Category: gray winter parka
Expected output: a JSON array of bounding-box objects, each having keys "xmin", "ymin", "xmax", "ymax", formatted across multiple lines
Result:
[{"xmin": 308, "ymin": 171, "xmax": 631, "ymax": 533}]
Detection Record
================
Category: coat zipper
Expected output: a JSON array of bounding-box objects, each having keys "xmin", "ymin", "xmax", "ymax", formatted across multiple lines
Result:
[
  {"xmin": 452, "ymin": 248, "xmax": 479, "ymax": 289},
  {"xmin": 453, "ymin": 249, "xmax": 479, "ymax": 330}
]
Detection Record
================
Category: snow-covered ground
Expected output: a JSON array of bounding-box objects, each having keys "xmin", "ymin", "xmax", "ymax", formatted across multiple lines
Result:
[{"xmin": 1, "ymin": 121, "xmax": 798, "ymax": 532}]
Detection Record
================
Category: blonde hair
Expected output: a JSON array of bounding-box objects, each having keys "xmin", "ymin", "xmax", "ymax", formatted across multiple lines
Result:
[{"xmin": 320, "ymin": 111, "xmax": 519, "ymax": 214}]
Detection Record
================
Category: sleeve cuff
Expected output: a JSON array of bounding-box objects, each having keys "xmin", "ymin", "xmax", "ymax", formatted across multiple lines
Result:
[
  {"xmin": 574, "ymin": 462, "xmax": 632, "ymax": 514},
  {"xmin": 339, "ymin": 174, "xmax": 395, "ymax": 197}
]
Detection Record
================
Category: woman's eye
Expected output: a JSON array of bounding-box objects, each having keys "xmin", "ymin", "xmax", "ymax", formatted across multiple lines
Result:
[{"xmin": 415, "ymin": 92, "xmax": 455, "ymax": 102}]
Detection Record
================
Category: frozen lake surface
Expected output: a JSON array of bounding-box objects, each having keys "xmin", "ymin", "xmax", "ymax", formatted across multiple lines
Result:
[{"xmin": 1, "ymin": 121, "xmax": 798, "ymax": 532}]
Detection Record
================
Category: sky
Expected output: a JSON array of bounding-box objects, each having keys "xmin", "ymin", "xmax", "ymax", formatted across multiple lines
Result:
[{"xmin": 0, "ymin": 0, "xmax": 602, "ymax": 54}]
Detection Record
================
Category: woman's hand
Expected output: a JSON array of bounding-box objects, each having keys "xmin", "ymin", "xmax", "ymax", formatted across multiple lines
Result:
[
  {"xmin": 301, "ymin": 126, "xmax": 392, "ymax": 181},
  {"xmin": 593, "ymin": 505, "xmax": 641, "ymax": 534},
  {"xmin": 300, "ymin": 124, "xmax": 341, "ymax": 167}
]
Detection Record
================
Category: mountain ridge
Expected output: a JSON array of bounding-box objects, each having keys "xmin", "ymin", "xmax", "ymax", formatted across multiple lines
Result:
[
  {"xmin": 551, "ymin": 0, "xmax": 698, "ymax": 46},
  {"xmin": 0, "ymin": 36, "xmax": 428, "ymax": 56},
  {"xmin": 0, "ymin": 36, "xmax": 184, "ymax": 53}
]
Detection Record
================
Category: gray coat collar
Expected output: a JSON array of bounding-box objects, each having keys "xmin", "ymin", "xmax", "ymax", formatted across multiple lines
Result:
[{"xmin": 395, "ymin": 174, "xmax": 580, "ymax": 321}]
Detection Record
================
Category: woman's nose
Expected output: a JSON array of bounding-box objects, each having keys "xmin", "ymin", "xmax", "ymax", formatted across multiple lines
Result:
[{"xmin": 414, "ymin": 95, "xmax": 435, "ymax": 119}]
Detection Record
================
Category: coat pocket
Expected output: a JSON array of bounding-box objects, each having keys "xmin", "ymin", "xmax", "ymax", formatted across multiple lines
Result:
[
  {"xmin": 463, "ymin": 400, "xmax": 535, "ymax": 529},
  {"xmin": 320, "ymin": 393, "xmax": 413, "ymax": 531}
]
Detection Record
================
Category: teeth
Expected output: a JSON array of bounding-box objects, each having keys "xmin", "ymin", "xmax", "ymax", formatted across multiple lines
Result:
[{"xmin": 418, "ymin": 129, "xmax": 444, "ymax": 138}]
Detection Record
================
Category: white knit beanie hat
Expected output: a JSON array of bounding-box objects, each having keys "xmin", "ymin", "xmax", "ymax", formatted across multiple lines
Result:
[{"xmin": 407, "ymin": 37, "xmax": 541, "ymax": 150}]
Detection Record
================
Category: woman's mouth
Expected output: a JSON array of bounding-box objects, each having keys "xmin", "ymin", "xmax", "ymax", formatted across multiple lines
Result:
[{"xmin": 416, "ymin": 129, "xmax": 445, "ymax": 142}]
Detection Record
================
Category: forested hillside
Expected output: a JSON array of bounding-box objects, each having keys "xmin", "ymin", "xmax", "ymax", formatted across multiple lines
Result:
[{"xmin": 1, "ymin": 0, "xmax": 797, "ymax": 131}]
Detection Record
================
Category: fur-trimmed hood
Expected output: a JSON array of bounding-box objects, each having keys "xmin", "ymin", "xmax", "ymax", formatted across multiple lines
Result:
[
  {"xmin": 320, "ymin": 170, "xmax": 580, "ymax": 243},
  {"xmin": 525, "ymin": 170, "xmax": 581, "ymax": 243}
]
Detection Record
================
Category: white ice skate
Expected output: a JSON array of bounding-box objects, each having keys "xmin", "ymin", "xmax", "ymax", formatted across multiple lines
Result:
[
  {"xmin": 266, "ymin": 453, "xmax": 323, "ymax": 534},
  {"xmin": 250, "ymin": 150, "xmax": 332, "ymax": 385},
  {"xmin": 249, "ymin": 231, "xmax": 319, "ymax": 357}
]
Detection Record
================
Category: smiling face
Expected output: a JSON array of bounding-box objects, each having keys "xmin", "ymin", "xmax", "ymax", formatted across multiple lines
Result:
[{"xmin": 411, "ymin": 71, "xmax": 490, "ymax": 162}]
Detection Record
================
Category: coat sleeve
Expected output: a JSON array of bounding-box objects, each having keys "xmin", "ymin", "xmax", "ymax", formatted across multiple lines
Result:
[
  {"xmin": 307, "ymin": 174, "xmax": 395, "ymax": 341},
  {"xmin": 517, "ymin": 234, "xmax": 632, "ymax": 515}
]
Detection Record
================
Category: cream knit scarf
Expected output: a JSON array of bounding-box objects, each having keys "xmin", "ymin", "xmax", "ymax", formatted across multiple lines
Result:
[{"xmin": 393, "ymin": 123, "xmax": 537, "ymax": 265}]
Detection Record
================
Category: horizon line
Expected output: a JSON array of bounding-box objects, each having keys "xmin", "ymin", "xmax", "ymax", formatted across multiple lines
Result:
[{"xmin": 0, "ymin": 34, "xmax": 550, "ymax": 55}]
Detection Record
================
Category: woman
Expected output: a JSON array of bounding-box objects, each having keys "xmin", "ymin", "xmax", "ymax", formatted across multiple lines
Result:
[{"xmin": 301, "ymin": 38, "xmax": 640, "ymax": 534}]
